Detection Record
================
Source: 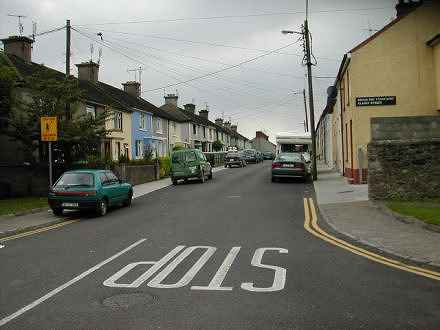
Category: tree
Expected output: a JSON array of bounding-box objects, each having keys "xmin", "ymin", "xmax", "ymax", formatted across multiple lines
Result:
[
  {"xmin": 212, "ymin": 140, "xmax": 223, "ymax": 151},
  {"xmin": 5, "ymin": 66, "xmax": 112, "ymax": 166}
]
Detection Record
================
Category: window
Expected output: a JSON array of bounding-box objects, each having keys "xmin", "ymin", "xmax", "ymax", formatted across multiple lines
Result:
[
  {"xmin": 203, "ymin": 127, "xmax": 206, "ymax": 138},
  {"xmin": 193, "ymin": 124, "xmax": 197, "ymax": 135},
  {"xmin": 135, "ymin": 140, "xmax": 143, "ymax": 158},
  {"xmin": 186, "ymin": 151, "xmax": 197, "ymax": 162},
  {"xmin": 114, "ymin": 112, "xmax": 123, "ymax": 130},
  {"xmin": 55, "ymin": 173, "xmax": 94, "ymax": 187},
  {"xmin": 155, "ymin": 118, "xmax": 162, "ymax": 132},
  {"xmin": 100, "ymin": 174, "xmax": 109, "ymax": 185},
  {"xmin": 140, "ymin": 113, "xmax": 147, "ymax": 130},
  {"xmin": 86, "ymin": 104, "xmax": 96, "ymax": 118},
  {"xmin": 105, "ymin": 171, "xmax": 119, "ymax": 184}
]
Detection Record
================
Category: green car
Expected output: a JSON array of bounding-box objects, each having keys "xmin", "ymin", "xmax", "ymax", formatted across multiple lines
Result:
[
  {"xmin": 171, "ymin": 149, "xmax": 213, "ymax": 185},
  {"xmin": 48, "ymin": 169, "xmax": 133, "ymax": 216}
]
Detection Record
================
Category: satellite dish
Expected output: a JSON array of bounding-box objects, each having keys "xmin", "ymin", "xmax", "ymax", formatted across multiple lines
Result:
[{"xmin": 327, "ymin": 86, "xmax": 337, "ymax": 98}]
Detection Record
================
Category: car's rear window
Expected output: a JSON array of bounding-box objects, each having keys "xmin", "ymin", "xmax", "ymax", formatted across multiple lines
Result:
[
  {"xmin": 276, "ymin": 153, "xmax": 302, "ymax": 162},
  {"xmin": 55, "ymin": 173, "xmax": 94, "ymax": 187}
]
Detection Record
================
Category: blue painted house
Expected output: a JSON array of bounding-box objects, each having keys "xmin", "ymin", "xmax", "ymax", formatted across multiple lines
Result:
[{"xmin": 131, "ymin": 109, "xmax": 153, "ymax": 159}]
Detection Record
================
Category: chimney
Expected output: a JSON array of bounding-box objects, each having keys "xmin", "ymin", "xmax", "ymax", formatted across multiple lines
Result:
[
  {"xmin": 1, "ymin": 36, "xmax": 34, "ymax": 62},
  {"xmin": 122, "ymin": 81, "xmax": 141, "ymax": 97},
  {"xmin": 165, "ymin": 94, "xmax": 178, "ymax": 106},
  {"xmin": 231, "ymin": 124, "xmax": 237, "ymax": 132},
  {"xmin": 76, "ymin": 61, "xmax": 100, "ymax": 82},
  {"xmin": 224, "ymin": 121, "xmax": 231, "ymax": 129},
  {"xmin": 199, "ymin": 109, "xmax": 209, "ymax": 119},
  {"xmin": 184, "ymin": 103, "xmax": 196, "ymax": 114},
  {"xmin": 215, "ymin": 118, "xmax": 223, "ymax": 126},
  {"xmin": 256, "ymin": 131, "xmax": 268, "ymax": 140},
  {"xmin": 395, "ymin": 0, "xmax": 422, "ymax": 18}
]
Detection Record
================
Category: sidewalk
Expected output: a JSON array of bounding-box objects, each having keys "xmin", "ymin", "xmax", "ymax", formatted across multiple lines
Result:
[
  {"xmin": 0, "ymin": 167, "xmax": 226, "ymax": 240},
  {"xmin": 314, "ymin": 166, "xmax": 440, "ymax": 267}
]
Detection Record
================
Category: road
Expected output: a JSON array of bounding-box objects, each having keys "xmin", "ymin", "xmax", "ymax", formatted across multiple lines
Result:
[{"xmin": 1, "ymin": 162, "xmax": 440, "ymax": 329}]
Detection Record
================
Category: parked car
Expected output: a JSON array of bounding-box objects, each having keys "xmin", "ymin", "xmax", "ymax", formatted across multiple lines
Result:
[
  {"xmin": 263, "ymin": 151, "xmax": 275, "ymax": 160},
  {"xmin": 48, "ymin": 169, "xmax": 133, "ymax": 216},
  {"xmin": 243, "ymin": 149, "xmax": 258, "ymax": 163},
  {"xmin": 225, "ymin": 151, "xmax": 247, "ymax": 168},
  {"xmin": 271, "ymin": 152, "xmax": 310, "ymax": 182},
  {"xmin": 171, "ymin": 149, "xmax": 213, "ymax": 185}
]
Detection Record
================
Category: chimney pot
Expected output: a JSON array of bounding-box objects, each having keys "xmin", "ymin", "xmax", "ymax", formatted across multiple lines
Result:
[
  {"xmin": 1, "ymin": 36, "xmax": 34, "ymax": 62},
  {"xmin": 184, "ymin": 103, "xmax": 196, "ymax": 114},
  {"xmin": 76, "ymin": 61, "xmax": 100, "ymax": 82},
  {"xmin": 122, "ymin": 81, "xmax": 141, "ymax": 97}
]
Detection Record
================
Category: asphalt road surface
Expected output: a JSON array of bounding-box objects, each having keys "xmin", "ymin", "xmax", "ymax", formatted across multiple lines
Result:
[{"xmin": 1, "ymin": 162, "xmax": 439, "ymax": 329}]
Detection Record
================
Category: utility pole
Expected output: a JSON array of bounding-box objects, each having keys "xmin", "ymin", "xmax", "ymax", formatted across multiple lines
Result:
[
  {"xmin": 302, "ymin": 88, "xmax": 309, "ymax": 132},
  {"xmin": 304, "ymin": 20, "xmax": 317, "ymax": 180},
  {"xmin": 66, "ymin": 19, "xmax": 71, "ymax": 77}
]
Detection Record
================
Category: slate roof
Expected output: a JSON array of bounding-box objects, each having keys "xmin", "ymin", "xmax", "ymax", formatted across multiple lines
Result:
[
  {"xmin": 159, "ymin": 104, "xmax": 191, "ymax": 123},
  {"xmin": 2, "ymin": 53, "xmax": 178, "ymax": 120}
]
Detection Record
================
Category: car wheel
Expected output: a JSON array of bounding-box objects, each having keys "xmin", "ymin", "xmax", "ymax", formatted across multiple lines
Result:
[
  {"xmin": 199, "ymin": 170, "xmax": 205, "ymax": 183},
  {"xmin": 271, "ymin": 176, "xmax": 277, "ymax": 182},
  {"xmin": 123, "ymin": 190, "xmax": 132, "ymax": 207},
  {"xmin": 52, "ymin": 207, "xmax": 63, "ymax": 216},
  {"xmin": 97, "ymin": 198, "xmax": 108, "ymax": 216}
]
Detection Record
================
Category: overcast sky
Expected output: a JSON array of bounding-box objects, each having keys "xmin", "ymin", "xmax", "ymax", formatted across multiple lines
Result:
[{"xmin": 1, "ymin": 0, "xmax": 396, "ymax": 142}]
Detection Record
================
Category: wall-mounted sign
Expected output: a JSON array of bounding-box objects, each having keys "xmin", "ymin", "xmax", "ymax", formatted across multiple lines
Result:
[{"xmin": 356, "ymin": 96, "xmax": 396, "ymax": 107}]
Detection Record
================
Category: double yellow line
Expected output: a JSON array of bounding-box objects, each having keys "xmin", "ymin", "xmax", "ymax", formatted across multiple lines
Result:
[
  {"xmin": 0, "ymin": 220, "xmax": 78, "ymax": 242},
  {"xmin": 303, "ymin": 197, "xmax": 440, "ymax": 281}
]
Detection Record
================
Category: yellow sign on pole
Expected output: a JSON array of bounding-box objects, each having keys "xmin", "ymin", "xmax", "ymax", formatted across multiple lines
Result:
[{"xmin": 40, "ymin": 116, "xmax": 58, "ymax": 141}]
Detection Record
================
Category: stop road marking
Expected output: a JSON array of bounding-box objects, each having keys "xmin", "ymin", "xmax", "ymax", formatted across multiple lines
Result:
[{"xmin": 103, "ymin": 245, "xmax": 288, "ymax": 292}]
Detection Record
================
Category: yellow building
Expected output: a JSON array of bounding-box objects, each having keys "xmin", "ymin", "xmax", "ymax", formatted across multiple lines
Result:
[{"xmin": 327, "ymin": 0, "xmax": 440, "ymax": 183}]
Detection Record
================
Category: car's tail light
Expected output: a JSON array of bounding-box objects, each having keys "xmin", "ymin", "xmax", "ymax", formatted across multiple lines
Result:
[
  {"xmin": 272, "ymin": 162, "xmax": 281, "ymax": 169},
  {"xmin": 295, "ymin": 162, "xmax": 305, "ymax": 169}
]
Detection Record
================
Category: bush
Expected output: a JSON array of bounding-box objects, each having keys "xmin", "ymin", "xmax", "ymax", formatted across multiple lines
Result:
[
  {"xmin": 143, "ymin": 144, "xmax": 154, "ymax": 161},
  {"xmin": 118, "ymin": 154, "xmax": 129, "ymax": 164},
  {"xmin": 212, "ymin": 140, "xmax": 223, "ymax": 151},
  {"xmin": 158, "ymin": 156, "xmax": 171, "ymax": 178},
  {"xmin": 172, "ymin": 145, "xmax": 186, "ymax": 151}
]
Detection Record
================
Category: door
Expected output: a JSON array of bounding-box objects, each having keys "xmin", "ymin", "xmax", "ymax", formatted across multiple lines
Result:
[
  {"xmin": 106, "ymin": 171, "xmax": 127, "ymax": 203},
  {"xmin": 100, "ymin": 172, "xmax": 120, "ymax": 205}
]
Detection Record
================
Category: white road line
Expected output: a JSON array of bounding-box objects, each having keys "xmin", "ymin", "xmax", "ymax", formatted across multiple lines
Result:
[
  {"xmin": 0, "ymin": 244, "xmax": 4, "ymax": 249},
  {"xmin": 0, "ymin": 238, "xmax": 146, "ymax": 327},
  {"xmin": 191, "ymin": 246, "xmax": 241, "ymax": 291}
]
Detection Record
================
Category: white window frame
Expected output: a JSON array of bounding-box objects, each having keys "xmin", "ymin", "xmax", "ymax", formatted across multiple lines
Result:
[
  {"xmin": 86, "ymin": 104, "xmax": 96, "ymax": 118},
  {"xmin": 155, "ymin": 118, "xmax": 162, "ymax": 133},
  {"xmin": 135, "ymin": 140, "xmax": 143, "ymax": 159},
  {"xmin": 140, "ymin": 113, "xmax": 147, "ymax": 130},
  {"xmin": 114, "ymin": 112, "xmax": 123, "ymax": 130}
]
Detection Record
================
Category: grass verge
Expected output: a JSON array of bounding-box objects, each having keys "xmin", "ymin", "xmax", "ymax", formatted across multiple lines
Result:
[
  {"xmin": 386, "ymin": 199, "xmax": 440, "ymax": 226},
  {"xmin": 0, "ymin": 197, "xmax": 48, "ymax": 216}
]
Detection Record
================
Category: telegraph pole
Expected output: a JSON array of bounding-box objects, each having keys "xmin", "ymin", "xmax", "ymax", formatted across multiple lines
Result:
[
  {"xmin": 303, "ymin": 88, "xmax": 309, "ymax": 132},
  {"xmin": 66, "ymin": 19, "xmax": 71, "ymax": 77},
  {"xmin": 304, "ymin": 19, "xmax": 317, "ymax": 180}
]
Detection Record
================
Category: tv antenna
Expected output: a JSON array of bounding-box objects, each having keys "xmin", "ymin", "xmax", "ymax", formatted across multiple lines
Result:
[
  {"xmin": 97, "ymin": 47, "xmax": 103, "ymax": 65},
  {"xmin": 32, "ymin": 21, "xmax": 37, "ymax": 41},
  {"xmin": 127, "ymin": 66, "xmax": 144, "ymax": 84},
  {"xmin": 8, "ymin": 14, "xmax": 26, "ymax": 35},
  {"xmin": 89, "ymin": 43, "xmax": 95, "ymax": 62}
]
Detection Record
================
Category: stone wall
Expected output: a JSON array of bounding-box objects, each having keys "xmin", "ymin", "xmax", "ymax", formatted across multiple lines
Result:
[
  {"xmin": 113, "ymin": 164, "xmax": 159, "ymax": 186},
  {"xmin": 368, "ymin": 116, "xmax": 440, "ymax": 200}
]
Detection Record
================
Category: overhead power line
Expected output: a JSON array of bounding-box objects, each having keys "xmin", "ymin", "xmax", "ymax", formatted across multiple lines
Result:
[
  {"xmin": 73, "ymin": 7, "xmax": 390, "ymax": 26},
  {"xmin": 143, "ymin": 38, "xmax": 302, "ymax": 92},
  {"xmin": 78, "ymin": 27, "xmax": 339, "ymax": 61}
]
